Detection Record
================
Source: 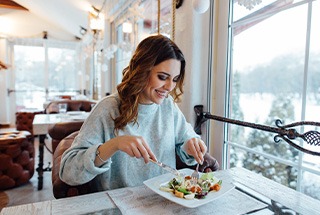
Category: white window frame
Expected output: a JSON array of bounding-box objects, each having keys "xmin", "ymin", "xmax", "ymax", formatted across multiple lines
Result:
[
  {"xmin": 210, "ymin": 0, "xmax": 320, "ymax": 195},
  {"xmin": 6, "ymin": 38, "xmax": 83, "ymax": 124},
  {"xmin": 208, "ymin": 0, "xmax": 230, "ymax": 168}
]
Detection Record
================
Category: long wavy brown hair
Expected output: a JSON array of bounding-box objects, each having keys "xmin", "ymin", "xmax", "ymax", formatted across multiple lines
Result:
[{"xmin": 114, "ymin": 34, "xmax": 186, "ymax": 131}]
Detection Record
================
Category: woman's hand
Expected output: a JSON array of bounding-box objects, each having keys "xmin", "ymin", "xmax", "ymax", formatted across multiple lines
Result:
[
  {"xmin": 182, "ymin": 138, "xmax": 207, "ymax": 164},
  {"xmin": 95, "ymin": 135, "xmax": 156, "ymax": 167},
  {"xmin": 114, "ymin": 135, "xmax": 157, "ymax": 163}
]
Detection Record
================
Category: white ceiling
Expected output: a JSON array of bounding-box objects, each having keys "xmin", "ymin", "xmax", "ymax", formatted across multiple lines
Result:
[{"xmin": 0, "ymin": 0, "xmax": 107, "ymax": 40}]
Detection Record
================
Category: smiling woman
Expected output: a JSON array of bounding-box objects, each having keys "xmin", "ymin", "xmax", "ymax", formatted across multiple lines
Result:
[{"xmin": 58, "ymin": 34, "xmax": 219, "ymax": 196}]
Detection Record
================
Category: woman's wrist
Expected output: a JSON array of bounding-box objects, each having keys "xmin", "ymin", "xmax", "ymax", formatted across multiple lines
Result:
[
  {"xmin": 94, "ymin": 139, "xmax": 119, "ymax": 166},
  {"xmin": 96, "ymin": 145, "xmax": 107, "ymax": 163}
]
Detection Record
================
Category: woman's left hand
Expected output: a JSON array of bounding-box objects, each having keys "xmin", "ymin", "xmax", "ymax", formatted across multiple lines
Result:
[{"xmin": 183, "ymin": 138, "xmax": 207, "ymax": 164}]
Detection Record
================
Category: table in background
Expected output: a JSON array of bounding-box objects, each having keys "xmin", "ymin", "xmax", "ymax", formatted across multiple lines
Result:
[
  {"xmin": 32, "ymin": 113, "xmax": 89, "ymax": 190},
  {"xmin": 1, "ymin": 167, "xmax": 320, "ymax": 215}
]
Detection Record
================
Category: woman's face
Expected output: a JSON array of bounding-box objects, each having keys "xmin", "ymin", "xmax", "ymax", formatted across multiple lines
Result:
[{"xmin": 139, "ymin": 59, "xmax": 181, "ymax": 104}]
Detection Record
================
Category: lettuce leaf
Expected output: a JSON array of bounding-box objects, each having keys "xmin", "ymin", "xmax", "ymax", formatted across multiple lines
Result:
[{"xmin": 200, "ymin": 172, "xmax": 214, "ymax": 181}]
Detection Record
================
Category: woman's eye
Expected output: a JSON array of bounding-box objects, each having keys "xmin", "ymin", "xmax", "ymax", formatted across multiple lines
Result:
[
  {"xmin": 173, "ymin": 76, "xmax": 180, "ymax": 82},
  {"xmin": 158, "ymin": 75, "xmax": 167, "ymax": 81}
]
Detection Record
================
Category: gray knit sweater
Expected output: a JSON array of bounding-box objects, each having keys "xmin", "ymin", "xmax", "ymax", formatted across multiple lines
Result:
[{"xmin": 59, "ymin": 93, "xmax": 199, "ymax": 191}]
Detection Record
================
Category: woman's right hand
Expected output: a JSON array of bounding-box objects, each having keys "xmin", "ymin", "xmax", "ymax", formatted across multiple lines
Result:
[
  {"xmin": 95, "ymin": 135, "xmax": 157, "ymax": 167},
  {"xmin": 114, "ymin": 135, "xmax": 157, "ymax": 163}
]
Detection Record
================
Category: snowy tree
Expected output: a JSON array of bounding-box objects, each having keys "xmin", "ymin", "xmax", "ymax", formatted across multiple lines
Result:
[{"xmin": 242, "ymin": 94, "xmax": 298, "ymax": 188}]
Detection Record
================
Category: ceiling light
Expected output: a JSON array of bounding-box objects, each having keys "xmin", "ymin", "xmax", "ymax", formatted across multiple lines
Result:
[
  {"xmin": 122, "ymin": 22, "xmax": 132, "ymax": 33},
  {"xmin": 90, "ymin": 14, "xmax": 104, "ymax": 31}
]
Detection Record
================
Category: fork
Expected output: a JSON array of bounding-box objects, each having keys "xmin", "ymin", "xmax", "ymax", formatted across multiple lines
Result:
[{"xmin": 191, "ymin": 163, "xmax": 199, "ymax": 185}]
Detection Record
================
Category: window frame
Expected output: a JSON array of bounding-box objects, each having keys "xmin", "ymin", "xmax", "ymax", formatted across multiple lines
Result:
[
  {"xmin": 7, "ymin": 38, "xmax": 83, "ymax": 122},
  {"xmin": 210, "ymin": 0, "xmax": 320, "ymax": 195}
]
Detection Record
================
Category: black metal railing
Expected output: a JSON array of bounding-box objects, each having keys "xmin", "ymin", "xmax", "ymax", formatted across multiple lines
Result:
[{"xmin": 194, "ymin": 105, "xmax": 320, "ymax": 156}]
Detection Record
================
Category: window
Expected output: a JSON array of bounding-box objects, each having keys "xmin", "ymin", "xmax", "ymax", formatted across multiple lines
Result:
[
  {"xmin": 108, "ymin": 0, "xmax": 173, "ymax": 90},
  {"xmin": 224, "ymin": 0, "xmax": 320, "ymax": 200},
  {"xmin": 48, "ymin": 47, "xmax": 80, "ymax": 96},
  {"xmin": 14, "ymin": 45, "xmax": 45, "ymax": 111},
  {"xmin": 11, "ymin": 40, "xmax": 82, "ymax": 111}
]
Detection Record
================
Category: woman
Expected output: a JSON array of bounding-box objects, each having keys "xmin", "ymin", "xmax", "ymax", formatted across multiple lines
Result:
[{"xmin": 60, "ymin": 34, "xmax": 218, "ymax": 191}]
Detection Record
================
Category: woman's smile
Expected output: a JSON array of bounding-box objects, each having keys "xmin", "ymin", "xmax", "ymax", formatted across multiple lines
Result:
[{"xmin": 139, "ymin": 59, "xmax": 181, "ymax": 104}]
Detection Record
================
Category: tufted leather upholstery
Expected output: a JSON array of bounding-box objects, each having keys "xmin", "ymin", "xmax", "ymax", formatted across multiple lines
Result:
[
  {"xmin": 15, "ymin": 111, "xmax": 43, "ymax": 135},
  {"xmin": 0, "ymin": 131, "xmax": 35, "ymax": 190},
  {"xmin": 45, "ymin": 100, "xmax": 96, "ymax": 114}
]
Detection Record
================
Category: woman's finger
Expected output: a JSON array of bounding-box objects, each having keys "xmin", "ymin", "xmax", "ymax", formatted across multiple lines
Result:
[
  {"xmin": 193, "ymin": 139, "xmax": 206, "ymax": 163},
  {"xmin": 136, "ymin": 136, "xmax": 156, "ymax": 163}
]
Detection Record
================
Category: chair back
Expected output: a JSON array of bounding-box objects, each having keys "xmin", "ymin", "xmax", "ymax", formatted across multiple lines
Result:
[
  {"xmin": 52, "ymin": 131, "xmax": 99, "ymax": 198},
  {"xmin": 15, "ymin": 111, "xmax": 43, "ymax": 135},
  {"xmin": 48, "ymin": 121, "xmax": 83, "ymax": 153},
  {"xmin": 45, "ymin": 100, "xmax": 96, "ymax": 114}
]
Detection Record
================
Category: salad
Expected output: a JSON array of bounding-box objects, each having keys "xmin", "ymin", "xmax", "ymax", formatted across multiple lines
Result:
[{"xmin": 159, "ymin": 172, "xmax": 222, "ymax": 200}]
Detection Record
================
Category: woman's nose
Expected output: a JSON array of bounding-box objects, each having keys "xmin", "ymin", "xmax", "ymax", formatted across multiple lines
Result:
[{"xmin": 164, "ymin": 80, "xmax": 176, "ymax": 91}]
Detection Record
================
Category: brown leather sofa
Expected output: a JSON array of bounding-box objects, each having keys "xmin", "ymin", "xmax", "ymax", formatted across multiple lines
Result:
[
  {"xmin": 51, "ymin": 128, "xmax": 219, "ymax": 199},
  {"xmin": 0, "ymin": 131, "xmax": 35, "ymax": 190},
  {"xmin": 45, "ymin": 100, "xmax": 96, "ymax": 114}
]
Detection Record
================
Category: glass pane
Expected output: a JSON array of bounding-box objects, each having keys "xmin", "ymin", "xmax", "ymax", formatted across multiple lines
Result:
[
  {"xmin": 302, "ymin": 0, "xmax": 320, "ymax": 196},
  {"xmin": 112, "ymin": 0, "xmax": 173, "ymax": 88},
  {"xmin": 301, "ymin": 170, "xmax": 320, "ymax": 200},
  {"xmin": 48, "ymin": 47, "xmax": 79, "ymax": 99},
  {"xmin": 229, "ymin": 146, "xmax": 298, "ymax": 189},
  {"xmin": 115, "ymin": 24, "xmax": 132, "ymax": 86},
  {"xmin": 138, "ymin": 0, "xmax": 172, "ymax": 38},
  {"xmin": 228, "ymin": 0, "xmax": 320, "ymax": 200},
  {"xmin": 306, "ymin": 0, "xmax": 320, "ymax": 121},
  {"xmin": 233, "ymin": 0, "xmax": 306, "ymax": 22},
  {"xmin": 14, "ymin": 45, "xmax": 46, "ymax": 110},
  {"xmin": 233, "ymin": 0, "xmax": 278, "ymax": 21},
  {"xmin": 230, "ymin": 2, "xmax": 309, "ymax": 159}
]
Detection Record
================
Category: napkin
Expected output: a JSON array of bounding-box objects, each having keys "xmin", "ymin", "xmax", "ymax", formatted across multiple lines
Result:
[{"xmin": 107, "ymin": 185, "xmax": 267, "ymax": 215}]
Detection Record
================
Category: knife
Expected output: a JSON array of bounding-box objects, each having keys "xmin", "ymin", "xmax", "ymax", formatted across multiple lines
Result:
[{"xmin": 149, "ymin": 158, "xmax": 181, "ymax": 176}]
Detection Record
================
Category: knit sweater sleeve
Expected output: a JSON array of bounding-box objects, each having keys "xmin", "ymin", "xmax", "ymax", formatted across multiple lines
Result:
[
  {"xmin": 171, "ymin": 100, "xmax": 200, "ymax": 166},
  {"xmin": 59, "ymin": 95, "xmax": 119, "ymax": 185}
]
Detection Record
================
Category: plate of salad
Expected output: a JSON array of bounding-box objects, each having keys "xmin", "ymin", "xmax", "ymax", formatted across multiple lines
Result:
[{"xmin": 143, "ymin": 168, "xmax": 235, "ymax": 208}]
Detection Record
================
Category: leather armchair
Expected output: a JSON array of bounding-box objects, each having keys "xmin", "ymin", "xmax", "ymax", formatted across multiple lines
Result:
[
  {"xmin": 15, "ymin": 111, "xmax": 43, "ymax": 135},
  {"xmin": 0, "ymin": 131, "xmax": 35, "ymax": 190},
  {"xmin": 45, "ymin": 100, "xmax": 96, "ymax": 114},
  {"xmin": 52, "ymin": 131, "xmax": 99, "ymax": 198},
  {"xmin": 48, "ymin": 121, "xmax": 83, "ymax": 153}
]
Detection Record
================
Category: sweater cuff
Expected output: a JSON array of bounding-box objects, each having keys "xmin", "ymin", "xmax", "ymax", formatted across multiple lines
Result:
[
  {"xmin": 84, "ymin": 144, "xmax": 111, "ymax": 174},
  {"xmin": 177, "ymin": 142, "xmax": 197, "ymax": 166}
]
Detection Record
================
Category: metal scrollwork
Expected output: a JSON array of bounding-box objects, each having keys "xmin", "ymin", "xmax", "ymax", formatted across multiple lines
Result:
[{"xmin": 194, "ymin": 105, "xmax": 320, "ymax": 156}]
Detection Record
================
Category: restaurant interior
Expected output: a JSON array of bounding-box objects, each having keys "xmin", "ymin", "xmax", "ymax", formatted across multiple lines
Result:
[{"xmin": 1, "ymin": 0, "xmax": 320, "ymax": 214}]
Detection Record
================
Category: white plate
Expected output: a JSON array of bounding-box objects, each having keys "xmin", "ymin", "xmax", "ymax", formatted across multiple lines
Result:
[
  {"xmin": 143, "ymin": 168, "xmax": 235, "ymax": 208},
  {"xmin": 70, "ymin": 116, "xmax": 87, "ymax": 121},
  {"xmin": 67, "ymin": 111, "xmax": 85, "ymax": 115}
]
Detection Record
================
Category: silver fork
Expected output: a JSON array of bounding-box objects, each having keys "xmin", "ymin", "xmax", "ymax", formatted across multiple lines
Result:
[{"xmin": 191, "ymin": 163, "xmax": 199, "ymax": 185}]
